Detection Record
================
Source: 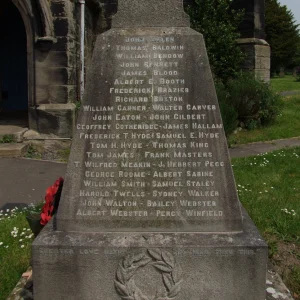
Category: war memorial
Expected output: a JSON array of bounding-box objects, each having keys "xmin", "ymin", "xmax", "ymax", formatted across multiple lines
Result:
[{"xmin": 32, "ymin": 1, "xmax": 268, "ymax": 299}]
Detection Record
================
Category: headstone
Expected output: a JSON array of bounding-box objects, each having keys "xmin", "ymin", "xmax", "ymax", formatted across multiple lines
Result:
[
  {"xmin": 293, "ymin": 68, "xmax": 297, "ymax": 78},
  {"xmin": 32, "ymin": 1, "xmax": 268, "ymax": 299},
  {"xmin": 279, "ymin": 67, "xmax": 285, "ymax": 78}
]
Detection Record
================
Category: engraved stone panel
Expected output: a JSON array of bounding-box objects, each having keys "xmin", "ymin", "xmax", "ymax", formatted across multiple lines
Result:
[
  {"xmin": 114, "ymin": 248, "xmax": 183, "ymax": 299},
  {"xmin": 56, "ymin": 27, "xmax": 243, "ymax": 233}
]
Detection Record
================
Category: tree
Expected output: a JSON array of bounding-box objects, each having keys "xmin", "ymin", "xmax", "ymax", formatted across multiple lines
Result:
[
  {"xmin": 187, "ymin": 0, "xmax": 245, "ymax": 82},
  {"xmin": 265, "ymin": 0, "xmax": 300, "ymax": 73}
]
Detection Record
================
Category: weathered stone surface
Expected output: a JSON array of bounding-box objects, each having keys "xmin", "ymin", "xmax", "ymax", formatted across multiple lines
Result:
[
  {"xmin": 23, "ymin": 130, "xmax": 40, "ymax": 140},
  {"xmin": 33, "ymin": 208, "xmax": 267, "ymax": 300},
  {"xmin": 36, "ymin": 85, "xmax": 75, "ymax": 104},
  {"xmin": 256, "ymin": 69, "xmax": 271, "ymax": 82},
  {"xmin": 28, "ymin": 104, "xmax": 75, "ymax": 138},
  {"xmin": 36, "ymin": 66, "xmax": 76, "ymax": 87},
  {"xmin": 0, "ymin": 126, "xmax": 28, "ymax": 143},
  {"xmin": 56, "ymin": 26, "xmax": 243, "ymax": 233},
  {"xmin": 36, "ymin": 51, "xmax": 69, "ymax": 68},
  {"xmin": 266, "ymin": 269, "xmax": 294, "ymax": 300},
  {"xmin": 257, "ymin": 57, "xmax": 271, "ymax": 70},
  {"xmin": 113, "ymin": 0, "xmax": 190, "ymax": 28},
  {"xmin": 237, "ymin": 38, "xmax": 270, "ymax": 81},
  {"xmin": 255, "ymin": 43, "xmax": 271, "ymax": 58},
  {"xmin": 48, "ymin": 85, "xmax": 75, "ymax": 104},
  {"xmin": 0, "ymin": 143, "xmax": 28, "ymax": 158}
]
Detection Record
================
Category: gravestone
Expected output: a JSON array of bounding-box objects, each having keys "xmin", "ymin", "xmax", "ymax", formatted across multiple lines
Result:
[
  {"xmin": 293, "ymin": 68, "xmax": 297, "ymax": 78},
  {"xmin": 32, "ymin": 1, "xmax": 268, "ymax": 299}
]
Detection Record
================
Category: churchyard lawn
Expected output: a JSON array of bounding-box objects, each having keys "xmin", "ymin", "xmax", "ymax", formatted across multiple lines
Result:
[
  {"xmin": 271, "ymin": 75, "xmax": 300, "ymax": 94},
  {"xmin": 0, "ymin": 206, "xmax": 38, "ymax": 300},
  {"xmin": 228, "ymin": 95, "xmax": 300, "ymax": 145},
  {"xmin": 233, "ymin": 147, "xmax": 300, "ymax": 297},
  {"xmin": 0, "ymin": 147, "xmax": 300, "ymax": 299}
]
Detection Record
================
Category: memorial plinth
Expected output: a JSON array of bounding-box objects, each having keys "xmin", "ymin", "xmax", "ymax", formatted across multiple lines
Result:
[{"xmin": 32, "ymin": 1, "xmax": 268, "ymax": 299}]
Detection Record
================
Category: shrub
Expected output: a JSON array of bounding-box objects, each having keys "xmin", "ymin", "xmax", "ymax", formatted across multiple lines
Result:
[
  {"xmin": 215, "ymin": 81, "xmax": 238, "ymax": 135},
  {"xmin": 226, "ymin": 72, "xmax": 283, "ymax": 128},
  {"xmin": 0, "ymin": 134, "xmax": 14, "ymax": 143},
  {"xmin": 187, "ymin": 0, "xmax": 245, "ymax": 82}
]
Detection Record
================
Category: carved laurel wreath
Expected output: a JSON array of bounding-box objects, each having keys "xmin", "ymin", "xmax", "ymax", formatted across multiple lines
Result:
[{"xmin": 115, "ymin": 248, "xmax": 183, "ymax": 300}]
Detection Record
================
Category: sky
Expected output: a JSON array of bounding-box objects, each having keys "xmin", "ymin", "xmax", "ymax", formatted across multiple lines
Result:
[{"xmin": 278, "ymin": 0, "xmax": 300, "ymax": 25}]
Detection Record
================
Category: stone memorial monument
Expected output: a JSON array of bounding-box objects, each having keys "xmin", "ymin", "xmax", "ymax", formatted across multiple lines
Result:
[{"xmin": 32, "ymin": 1, "xmax": 268, "ymax": 299}]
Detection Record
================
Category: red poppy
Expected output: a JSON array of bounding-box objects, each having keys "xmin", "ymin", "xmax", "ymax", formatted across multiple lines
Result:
[
  {"xmin": 40, "ymin": 177, "xmax": 64, "ymax": 225},
  {"xmin": 40, "ymin": 212, "xmax": 52, "ymax": 225}
]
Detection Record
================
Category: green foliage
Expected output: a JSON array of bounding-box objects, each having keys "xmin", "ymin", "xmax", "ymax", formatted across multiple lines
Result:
[
  {"xmin": 215, "ymin": 81, "xmax": 238, "ymax": 135},
  {"xmin": 75, "ymin": 101, "xmax": 81, "ymax": 111},
  {"xmin": 187, "ymin": 0, "xmax": 245, "ymax": 82},
  {"xmin": 227, "ymin": 95, "xmax": 300, "ymax": 145},
  {"xmin": 0, "ymin": 135, "xmax": 14, "ymax": 143},
  {"xmin": 24, "ymin": 145, "xmax": 41, "ymax": 159},
  {"xmin": 75, "ymin": 101, "xmax": 81, "ymax": 121},
  {"xmin": 293, "ymin": 43, "xmax": 300, "ymax": 67},
  {"xmin": 216, "ymin": 73, "xmax": 283, "ymax": 134},
  {"xmin": 287, "ymin": 266, "xmax": 300, "ymax": 295},
  {"xmin": 267, "ymin": 239, "xmax": 278, "ymax": 258},
  {"xmin": 265, "ymin": 0, "xmax": 300, "ymax": 72},
  {"xmin": 57, "ymin": 148, "xmax": 70, "ymax": 163},
  {"xmin": 226, "ymin": 73, "xmax": 283, "ymax": 128}
]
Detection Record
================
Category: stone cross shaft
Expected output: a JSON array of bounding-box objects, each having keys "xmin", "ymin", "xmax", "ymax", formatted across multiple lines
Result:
[{"xmin": 112, "ymin": 0, "xmax": 190, "ymax": 28}]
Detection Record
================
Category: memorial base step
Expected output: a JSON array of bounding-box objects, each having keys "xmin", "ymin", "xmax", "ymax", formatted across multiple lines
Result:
[{"xmin": 32, "ymin": 208, "xmax": 268, "ymax": 300}]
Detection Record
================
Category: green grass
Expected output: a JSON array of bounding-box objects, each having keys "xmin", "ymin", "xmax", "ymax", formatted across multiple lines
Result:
[
  {"xmin": 288, "ymin": 266, "xmax": 300, "ymax": 296},
  {"xmin": 233, "ymin": 148, "xmax": 300, "ymax": 241},
  {"xmin": 57, "ymin": 148, "xmax": 71, "ymax": 162},
  {"xmin": 233, "ymin": 147, "xmax": 300, "ymax": 294},
  {"xmin": 271, "ymin": 75, "xmax": 300, "ymax": 93},
  {"xmin": 228, "ymin": 95, "xmax": 300, "ymax": 145},
  {"xmin": 0, "ymin": 207, "xmax": 38, "ymax": 300}
]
